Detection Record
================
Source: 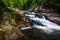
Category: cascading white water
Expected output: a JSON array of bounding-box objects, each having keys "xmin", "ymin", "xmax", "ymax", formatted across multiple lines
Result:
[{"xmin": 21, "ymin": 11, "xmax": 60, "ymax": 34}]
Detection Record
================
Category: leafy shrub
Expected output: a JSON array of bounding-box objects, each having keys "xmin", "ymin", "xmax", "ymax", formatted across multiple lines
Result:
[{"xmin": 3, "ymin": 0, "xmax": 37, "ymax": 10}]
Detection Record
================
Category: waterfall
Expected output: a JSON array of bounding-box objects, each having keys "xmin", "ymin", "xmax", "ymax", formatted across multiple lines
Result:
[{"xmin": 21, "ymin": 11, "xmax": 60, "ymax": 34}]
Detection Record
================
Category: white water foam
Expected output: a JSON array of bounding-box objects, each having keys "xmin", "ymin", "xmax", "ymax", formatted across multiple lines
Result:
[{"xmin": 22, "ymin": 11, "xmax": 60, "ymax": 34}]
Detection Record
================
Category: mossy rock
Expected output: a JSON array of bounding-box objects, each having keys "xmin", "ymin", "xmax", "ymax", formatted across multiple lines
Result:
[{"xmin": 0, "ymin": 30, "xmax": 5, "ymax": 40}]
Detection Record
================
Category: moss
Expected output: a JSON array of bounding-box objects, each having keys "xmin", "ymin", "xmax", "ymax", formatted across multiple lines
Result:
[{"xmin": 0, "ymin": 30, "xmax": 5, "ymax": 40}]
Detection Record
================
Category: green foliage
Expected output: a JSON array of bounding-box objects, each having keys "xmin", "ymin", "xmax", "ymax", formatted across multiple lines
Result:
[
  {"xmin": 30, "ymin": 0, "xmax": 37, "ymax": 9},
  {"xmin": 11, "ymin": 12, "xmax": 21, "ymax": 21},
  {"xmin": 43, "ymin": 0, "xmax": 60, "ymax": 12},
  {"xmin": 3, "ymin": 0, "xmax": 60, "ymax": 12},
  {"xmin": 3, "ymin": 0, "xmax": 37, "ymax": 10},
  {"xmin": 12, "ymin": 12, "xmax": 19, "ymax": 17},
  {"xmin": 36, "ymin": 0, "xmax": 60, "ymax": 12}
]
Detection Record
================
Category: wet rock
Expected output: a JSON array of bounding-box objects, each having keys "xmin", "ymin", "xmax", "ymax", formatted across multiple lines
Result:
[
  {"xmin": 42, "ymin": 12, "xmax": 60, "ymax": 25},
  {"xmin": 22, "ymin": 28, "xmax": 60, "ymax": 40}
]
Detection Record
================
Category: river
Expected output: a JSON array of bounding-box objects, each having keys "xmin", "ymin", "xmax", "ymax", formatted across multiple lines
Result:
[{"xmin": 21, "ymin": 11, "xmax": 60, "ymax": 40}]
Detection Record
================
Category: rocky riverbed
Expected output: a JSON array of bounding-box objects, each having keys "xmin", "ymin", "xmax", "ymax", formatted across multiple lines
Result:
[
  {"xmin": 42, "ymin": 12, "xmax": 60, "ymax": 25},
  {"xmin": 1, "ymin": 8, "xmax": 60, "ymax": 40}
]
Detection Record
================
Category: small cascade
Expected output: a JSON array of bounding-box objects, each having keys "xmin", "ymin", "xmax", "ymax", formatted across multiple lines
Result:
[{"xmin": 21, "ymin": 11, "xmax": 60, "ymax": 34}]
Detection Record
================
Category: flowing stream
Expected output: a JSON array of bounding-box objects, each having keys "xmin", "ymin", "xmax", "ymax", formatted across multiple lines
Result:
[{"xmin": 21, "ymin": 11, "xmax": 60, "ymax": 34}]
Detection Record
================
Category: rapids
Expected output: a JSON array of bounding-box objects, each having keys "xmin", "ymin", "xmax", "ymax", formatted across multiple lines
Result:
[{"xmin": 21, "ymin": 11, "xmax": 60, "ymax": 34}]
